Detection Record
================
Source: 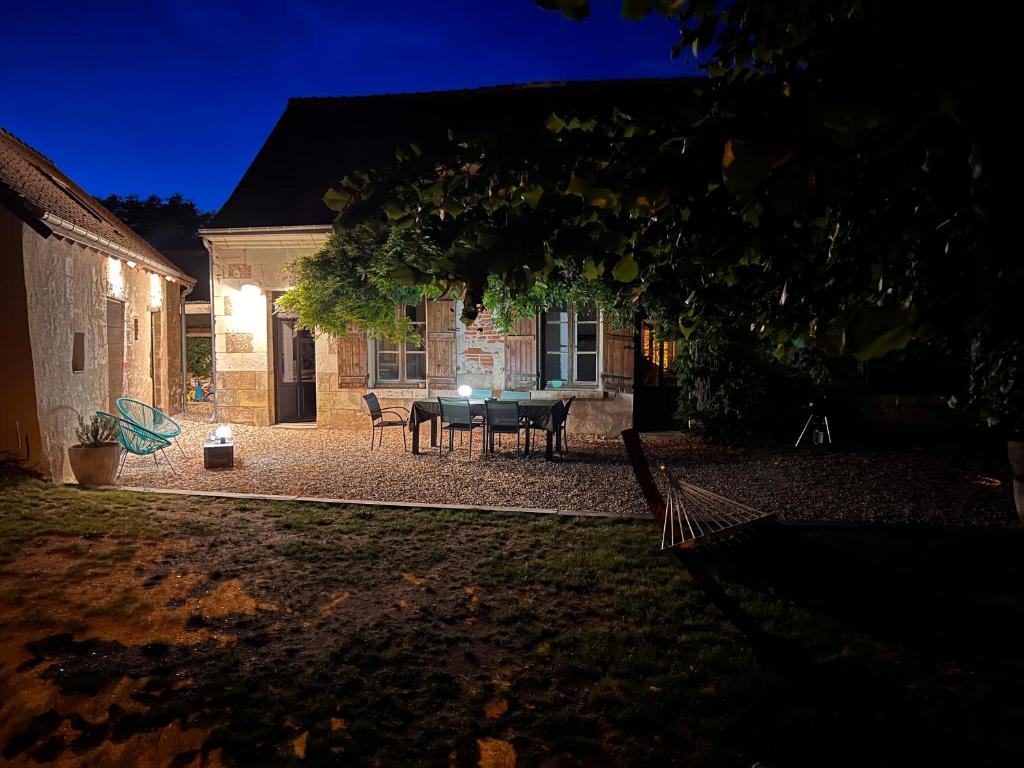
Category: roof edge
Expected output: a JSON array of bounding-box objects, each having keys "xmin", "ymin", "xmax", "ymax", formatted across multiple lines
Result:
[{"xmin": 43, "ymin": 212, "xmax": 196, "ymax": 285}]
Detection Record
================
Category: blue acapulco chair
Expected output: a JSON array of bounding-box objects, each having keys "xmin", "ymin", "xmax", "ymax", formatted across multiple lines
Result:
[
  {"xmin": 97, "ymin": 411, "xmax": 176, "ymax": 478},
  {"xmin": 116, "ymin": 397, "xmax": 185, "ymax": 457}
]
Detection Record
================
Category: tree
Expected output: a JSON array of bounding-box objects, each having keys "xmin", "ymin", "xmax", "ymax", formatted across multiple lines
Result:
[{"xmin": 287, "ymin": 0, "xmax": 1023, "ymax": 433}]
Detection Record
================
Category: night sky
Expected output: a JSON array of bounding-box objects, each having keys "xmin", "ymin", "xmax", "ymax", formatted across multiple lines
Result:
[{"xmin": 2, "ymin": 1, "xmax": 693, "ymax": 212}]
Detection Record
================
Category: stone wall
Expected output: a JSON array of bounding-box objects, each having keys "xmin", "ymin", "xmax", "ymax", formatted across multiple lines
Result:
[
  {"xmin": 456, "ymin": 308, "xmax": 506, "ymax": 391},
  {"xmin": 206, "ymin": 230, "xmax": 634, "ymax": 437},
  {"xmin": 207, "ymin": 230, "xmax": 330, "ymax": 426},
  {"xmin": 17, "ymin": 223, "xmax": 183, "ymax": 481}
]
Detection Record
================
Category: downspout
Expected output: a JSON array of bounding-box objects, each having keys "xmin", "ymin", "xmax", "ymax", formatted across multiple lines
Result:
[
  {"xmin": 204, "ymin": 237, "xmax": 218, "ymax": 423},
  {"xmin": 180, "ymin": 283, "xmax": 193, "ymax": 415}
]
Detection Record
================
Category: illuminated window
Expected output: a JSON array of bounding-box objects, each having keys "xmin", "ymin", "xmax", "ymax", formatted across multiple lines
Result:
[
  {"xmin": 542, "ymin": 302, "xmax": 598, "ymax": 387},
  {"xmin": 375, "ymin": 300, "xmax": 426, "ymax": 384},
  {"xmin": 639, "ymin": 322, "xmax": 677, "ymax": 387}
]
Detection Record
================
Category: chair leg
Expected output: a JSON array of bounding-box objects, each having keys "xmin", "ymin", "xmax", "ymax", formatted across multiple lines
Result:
[
  {"xmin": 152, "ymin": 453, "xmax": 158, "ymax": 466},
  {"xmin": 162, "ymin": 448, "xmax": 178, "ymax": 477},
  {"xmin": 402, "ymin": 425, "xmax": 408, "ymax": 452},
  {"xmin": 468, "ymin": 428, "xmax": 472, "ymax": 460},
  {"xmin": 116, "ymin": 450, "xmax": 128, "ymax": 479},
  {"xmin": 370, "ymin": 423, "xmax": 375, "ymax": 450},
  {"xmin": 176, "ymin": 438, "xmax": 187, "ymax": 458}
]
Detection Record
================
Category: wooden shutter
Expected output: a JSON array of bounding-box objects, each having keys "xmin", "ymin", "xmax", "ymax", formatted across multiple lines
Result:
[
  {"xmin": 601, "ymin": 321, "xmax": 635, "ymax": 392},
  {"xmin": 505, "ymin": 317, "xmax": 538, "ymax": 391},
  {"xmin": 426, "ymin": 299, "xmax": 456, "ymax": 387},
  {"xmin": 336, "ymin": 326, "xmax": 368, "ymax": 388}
]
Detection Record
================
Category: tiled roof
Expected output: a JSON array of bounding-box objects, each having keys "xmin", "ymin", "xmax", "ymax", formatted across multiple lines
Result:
[
  {"xmin": 210, "ymin": 78, "xmax": 694, "ymax": 230},
  {"xmin": 0, "ymin": 128, "xmax": 195, "ymax": 284}
]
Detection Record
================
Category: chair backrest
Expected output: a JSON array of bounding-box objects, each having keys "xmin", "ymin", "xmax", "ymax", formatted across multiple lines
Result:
[
  {"xmin": 485, "ymin": 399, "xmax": 519, "ymax": 429},
  {"xmin": 97, "ymin": 411, "xmax": 169, "ymax": 454},
  {"xmin": 116, "ymin": 398, "xmax": 181, "ymax": 439},
  {"xmin": 562, "ymin": 395, "xmax": 577, "ymax": 420},
  {"xmin": 549, "ymin": 400, "xmax": 567, "ymax": 429},
  {"xmin": 470, "ymin": 388, "xmax": 494, "ymax": 400},
  {"xmin": 499, "ymin": 391, "xmax": 531, "ymax": 401},
  {"xmin": 438, "ymin": 397, "xmax": 473, "ymax": 427},
  {"xmin": 362, "ymin": 393, "xmax": 383, "ymax": 420}
]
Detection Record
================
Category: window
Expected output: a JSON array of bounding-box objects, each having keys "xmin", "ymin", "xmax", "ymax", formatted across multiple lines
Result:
[
  {"xmin": 375, "ymin": 301, "xmax": 426, "ymax": 385},
  {"xmin": 639, "ymin": 322, "xmax": 677, "ymax": 387},
  {"xmin": 542, "ymin": 302, "xmax": 598, "ymax": 387},
  {"xmin": 72, "ymin": 332, "xmax": 85, "ymax": 373}
]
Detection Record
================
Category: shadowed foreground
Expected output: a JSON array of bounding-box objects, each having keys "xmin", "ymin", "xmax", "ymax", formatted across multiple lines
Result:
[{"xmin": 1, "ymin": 473, "xmax": 1021, "ymax": 766}]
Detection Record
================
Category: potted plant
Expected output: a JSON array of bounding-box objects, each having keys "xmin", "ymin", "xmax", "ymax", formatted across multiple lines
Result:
[
  {"xmin": 963, "ymin": 335, "xmax": 1023, "ymax": 520},
  {"xmin": 68, "ymin": 413, "xmax": 121, "ymax": 486}
]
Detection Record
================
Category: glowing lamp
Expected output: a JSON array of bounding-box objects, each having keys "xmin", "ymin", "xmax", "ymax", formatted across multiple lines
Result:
[
  {"xmin": 240, "ymin": 283, "xmax": 262, "ymax": 297},
  {"xmin": 205, "ymin": 426, "xmax": 234, "ymax": 469},
  {"xmin": 126, "ymin": 260, "xmax": 137, "ymax": 269},
  {"xmin": 457, "ymin": 385, "xmax": 472, "ymax": 398},
  {"xmin": 214, "ymin": 425, "xmax": 232, "ymax": 443}
]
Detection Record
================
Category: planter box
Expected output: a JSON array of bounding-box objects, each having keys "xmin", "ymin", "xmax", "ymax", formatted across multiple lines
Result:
[{"xmin": 68, "ymin": 444, "xmax": 121, "ymax": 486}]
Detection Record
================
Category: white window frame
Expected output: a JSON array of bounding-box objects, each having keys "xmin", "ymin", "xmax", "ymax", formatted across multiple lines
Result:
[{"xmin": 541, "ymin": 302, "xmax": 599, "ymax": 388}]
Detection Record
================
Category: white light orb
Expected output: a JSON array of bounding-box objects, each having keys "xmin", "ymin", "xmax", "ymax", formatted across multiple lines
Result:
[
  {"xmin": 457, "ymin": 385, "xmax": 472, "ymax": 397},
  {"xmin": 214, "ymin": 425, "xmax": 232, "ymax": 441},
  {"xmin": 240, "ymin": 283, "xmax": 262, "ymax": 297}
]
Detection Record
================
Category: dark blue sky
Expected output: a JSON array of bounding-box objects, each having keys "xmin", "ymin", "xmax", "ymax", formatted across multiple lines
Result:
[{"xmin": 2, "ymin": 1, "xmax": 692, "ymax": 212}]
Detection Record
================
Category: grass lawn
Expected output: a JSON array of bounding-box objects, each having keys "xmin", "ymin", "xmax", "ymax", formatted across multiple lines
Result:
[{"xmin": 1, "ymin": 471, "xmax": 1021, "ymax": 766}]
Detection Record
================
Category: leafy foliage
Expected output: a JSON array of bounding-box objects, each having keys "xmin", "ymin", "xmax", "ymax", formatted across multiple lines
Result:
[
  {"xmin": 186, "ymin": 337, "xmax": 212, "ymax": 379},
  {"xmin": 276, "ymin": 229, "xmax": 446, "ymax": 342},
  {"xmin": 75, "ymin": 413, "xmax": 118, "ymax": 447},
  {"xmin": 289, "ymin": 0, "xmax": 1022, "ymax": 433}
]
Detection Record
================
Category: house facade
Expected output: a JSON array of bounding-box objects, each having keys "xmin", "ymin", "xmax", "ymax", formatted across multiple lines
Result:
[
  {"xmin": 0, "ymin": 128, "xmax": 196, "ymax": 480},
  {"xmin": 202, "ymin": 82, "xmax": 683, "ymax": 435}
]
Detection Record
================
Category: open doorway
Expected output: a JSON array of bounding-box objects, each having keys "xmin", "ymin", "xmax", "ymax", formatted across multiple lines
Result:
[{"xmin": 272, "ymin": 293, "xmax": 316, "ymax": 423}]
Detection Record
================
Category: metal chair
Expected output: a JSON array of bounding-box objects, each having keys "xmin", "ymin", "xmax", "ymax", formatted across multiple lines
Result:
[
  {"xmin": 559, "ymin": 395, "xmax": 577, "ymax": 453},
  {"xmin": 97, "ymin": 411, "xmax": 175, "ymax": 478},
  {"xmin": 116, "ymin": 397, "xmax": 185, "ymax": 457},
  {"xmin": 484, "ymin": 399, "xmax": 523, "ymax": 456},
  {"xmin": 438, "ymin": 397, "xmax": 483, "ymax": 459},
  {"xmin": 362, "ymin": 393, "xmax": 409, "ymax": 451},
  {"xmin": 525, "ymin": 400, "xmax": 566, "ymax": 456},
  {"xmin": 498, "ymin": 391, "xmax": 531, "ymax": 401}
]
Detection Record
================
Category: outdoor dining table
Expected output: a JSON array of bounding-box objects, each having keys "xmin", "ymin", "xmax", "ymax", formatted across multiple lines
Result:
[{"xmin": 409, "ymin": 399, "xmax": 566, "ymax": 460}]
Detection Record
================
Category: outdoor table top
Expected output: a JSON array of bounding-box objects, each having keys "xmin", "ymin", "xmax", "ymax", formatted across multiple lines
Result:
[{"xmin": 410, "ymin": 398, "xmax": 565, "ymax": 433}]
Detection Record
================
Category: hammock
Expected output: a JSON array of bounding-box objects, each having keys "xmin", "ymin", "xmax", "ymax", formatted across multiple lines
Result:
[{"xmin": 621, "ymin": 429, "xmax": 775, "ymax": 551}]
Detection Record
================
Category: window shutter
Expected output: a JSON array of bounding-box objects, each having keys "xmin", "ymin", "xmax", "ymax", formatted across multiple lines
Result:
[
  {"xmin": 505, "ymin": 316, "xmax": 537, "ymax": 391},
  {"xmin": 426, "ymin": 299, "xmax": 456, "ymax": 387},
  {"xmin": 601, "ymin": 321, "xmax": 635, "ymax": 392},
  {"xmin": 335, "ymin": 325, "xmax": 368, "ymax": 388}
]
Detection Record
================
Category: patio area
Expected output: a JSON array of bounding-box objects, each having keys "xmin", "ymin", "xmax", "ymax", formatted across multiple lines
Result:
[{"xmin": 112, "ymin": 415, "xmax": 1019, "ymax": 526}]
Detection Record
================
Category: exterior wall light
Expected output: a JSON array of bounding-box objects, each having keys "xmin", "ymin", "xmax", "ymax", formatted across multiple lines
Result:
[
  {"xmin": 126, "ymin": 260, "xmax": 137, "ymax": 269},
  {"xmin": 457, "ymin": 385, "xmax": 472, "ymax": 397},
  {"xmin": 240, "ymin": 283, "xmax": 262, "ymax": 297}
]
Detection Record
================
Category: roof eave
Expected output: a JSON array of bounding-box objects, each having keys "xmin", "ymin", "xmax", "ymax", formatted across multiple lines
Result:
[{"xmin": 41, "ymin": 212, "xmax": 197, "ymax": 286}]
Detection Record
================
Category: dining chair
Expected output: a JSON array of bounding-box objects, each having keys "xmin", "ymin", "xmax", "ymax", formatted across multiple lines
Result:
[
  {"xmin": 438, "ymin": 397, "xmax": 483, "ymax": 459},
  {"xmin": 362, "ymin": 393, "xmax": 409, "ymax": 451},
  {"xmin": 498, "ymin": 391, "xmax": 531, "ymax": 401},
  {"xmin": 484, "ymin": 399, "xmax": 522, "ymax": 456}
]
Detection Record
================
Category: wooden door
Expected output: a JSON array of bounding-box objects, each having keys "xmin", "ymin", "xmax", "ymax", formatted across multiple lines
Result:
[
  {"xmin": 426, "ymin": 298, "xmax": 456, "ymax": 387},
  {"xmin": 505, "ymin": 317, "xmax": 537, "ymax": 391}
]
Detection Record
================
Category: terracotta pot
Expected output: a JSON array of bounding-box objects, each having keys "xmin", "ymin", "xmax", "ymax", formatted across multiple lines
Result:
[
  {"xmin": 68, "ymin": 443, "xmax": 121, "ymax": 486},
  {"xmin": 1009, "ymin": 439, "xmax": 1024, "ymax": 477},
  {"xmin": 1014, "ymin": 477, "xmax": 1024, "ymax": 524}
]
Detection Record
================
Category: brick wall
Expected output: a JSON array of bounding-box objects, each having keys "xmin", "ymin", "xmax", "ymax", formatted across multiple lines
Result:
[{"xmin": 456, "ymin": 308, "xmax": 505, "ymax": 391}]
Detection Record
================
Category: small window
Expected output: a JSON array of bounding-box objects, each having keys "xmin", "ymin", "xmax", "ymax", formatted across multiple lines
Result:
[
  {"xmin": 375, "ymin": 301, "xmax": 426, "ymax": 385},
  {"xmin": 133, "ymin": 318, "xmax": 139, "ymax": 341},
  {"xmin": 542, "ymin": 303, "xmax": 598, "ymax": 387},
  {"xmin": 72, "ymin": 332, "xmax": 85, "ymax": 373}
]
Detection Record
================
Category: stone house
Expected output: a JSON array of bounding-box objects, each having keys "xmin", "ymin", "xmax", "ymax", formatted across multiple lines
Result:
[
  {"xmin": 0, "ymin": 128, "xmax": 196, "ymax": 480},
  {"xmin": 201, "ymin": 81, "xmax": 681, "ymax": 435}
]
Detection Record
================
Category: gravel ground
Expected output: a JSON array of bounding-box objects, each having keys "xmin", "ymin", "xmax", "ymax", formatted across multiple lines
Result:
[{"xmin": 114, "ymin": 416, "xmax": 1019, "ymax": 526}]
